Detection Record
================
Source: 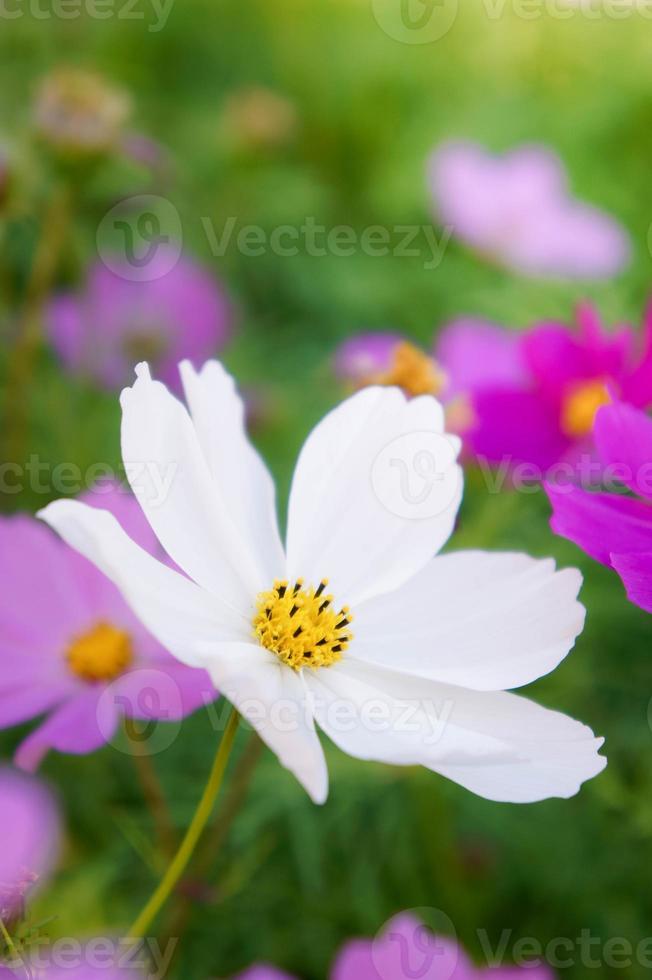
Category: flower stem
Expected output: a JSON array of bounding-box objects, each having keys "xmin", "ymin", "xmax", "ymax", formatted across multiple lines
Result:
[
  {"xmin": 159, "ymin": 732, "xmax": 263, "ymax": 957},
  {"xmin": 124, "ymin": 718, "xmax": 177, "ymax": 860},
  {"xmin": 4, "ymin": 179, "xmax": 72, "ymax": 468},
  {"xmin": 125, "ymin": 706, "xmax": 240, "ymax": 940},
  {"xmin": 0, "ymin": 916, "xmax": 28, "ymax": 977}
]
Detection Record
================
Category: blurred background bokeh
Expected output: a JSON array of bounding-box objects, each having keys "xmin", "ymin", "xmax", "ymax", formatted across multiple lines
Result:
[{"xmin": 1, "ymin": 1, "xmax": 652, "ymax": 977}]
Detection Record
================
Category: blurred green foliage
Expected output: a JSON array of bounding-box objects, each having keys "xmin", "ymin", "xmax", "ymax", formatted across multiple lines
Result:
[{"xmin": 1, "ymin": 1, "xmax": 652, "ymax": 978}]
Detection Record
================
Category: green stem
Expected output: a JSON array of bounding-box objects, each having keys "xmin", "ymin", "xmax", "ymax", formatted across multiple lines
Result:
[
  {"xmin": 125, "ymin": 706, "xmax": 240, "ymax": 940},
  {"xmin": 4, "ymin": 180, "xmax": 72, "ymax": 468},
  {"xmin": 159, "ymin": 732, "xmax": 264, "ymax": 961},
  {"xmin": 124, "ymin": 718, "xmax": 177, "ymax": 860},
  {"xmin": 0, "ymin": 916, "xmax": 26, "ymax": 975}
]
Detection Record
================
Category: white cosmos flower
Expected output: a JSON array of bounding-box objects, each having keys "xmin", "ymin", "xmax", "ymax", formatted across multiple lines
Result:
[{"xmin": 39, "ymin": 360, "xmax": 606, "ymax": 805}]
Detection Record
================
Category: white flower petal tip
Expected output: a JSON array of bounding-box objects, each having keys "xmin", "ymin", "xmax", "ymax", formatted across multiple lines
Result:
[
  {"xmin": 435, "ymin": 732, "xmax": 607, "ymax": 805},
  {"xmin": 119, "ymin": 360, "xmax": 153, "ymax": 408},
  {"xmin": 352, "ymin": 552, "xmax": 586, "ymax": 692},
  {"xmin": 134, "ymin": 361, "xmax": 151, "ymax": 379},
  {"xmin": 307, "ymin": 659, "xmax": 606, "ymax": 805}
]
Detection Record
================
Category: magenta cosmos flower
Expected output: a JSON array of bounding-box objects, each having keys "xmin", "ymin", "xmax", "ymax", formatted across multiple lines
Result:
[
  {"xmin": 47, "ymin": 251, "xmax": 232, "ymax": 394},
  {"xmin": 234, "ymin": 914, "xmax": 555, "ymax": 980},
  {"xmin": 0, "ymin": 484, "xmax": 215, "ymax": 771},
  {"xmin": 0, "ymin": 767, "xmax": 60, "ymax": 925},
  {"xmin": 547, "ymin": 400, "xmax": 652, "ymax": 614},
  {"xmin": 428, "ymin": 141, "xmax": 630, "ymax": 279},
  {"xmin": 438, "ymin": 303, "xmax": 652, "ymax": 475}
]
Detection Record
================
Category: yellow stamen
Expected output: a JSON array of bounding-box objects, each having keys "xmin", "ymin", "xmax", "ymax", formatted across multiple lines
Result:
[
  {"xmin": 253, "ymin": 579, "xmax": 352, "ymax": 670},
  {"xmin": 67, "ymin": 622, "xmax": 133, "ymax": 683},
  {"xmin": 374, "ymin": 342, "xmax": 447, "ymax": 398},
  {"xmin": 560, "ymin": 380, "xmax": 611, "ymax": 438}
]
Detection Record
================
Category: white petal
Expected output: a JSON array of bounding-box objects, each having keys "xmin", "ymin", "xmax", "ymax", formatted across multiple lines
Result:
[
  {"xmin": 120, "ymin": 363, "xmax": 263, "ymax": 612},
  {"xmin": 286, "ymin": 387, "xmax": 463, "ymax": 606},
  {"xmin": 179, "ymin": 360, "xmax": 285, "ymax": 585},
  {"xmin": 201, "ymin": 642, "xmax": 328, "ymax": 804},
  {"xmin": 306, "ymin": 659, "xmax": 605, "ymax": 803},
  {"xmin": 352, "ymin": 551, "xmax": 585, "ymax": 690},
  {"xmin": 38, "ymin": 500, "xmax": 248, "ymax": 668}
]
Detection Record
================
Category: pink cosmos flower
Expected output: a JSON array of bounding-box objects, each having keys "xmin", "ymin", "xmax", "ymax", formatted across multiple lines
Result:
[
  {"xmin": 47, "ymin": 251, "xmax": 232, "ymax": 394},
  {"xmin": 334, "ymin": 333, "xmax": 448, "ymax": 401},
  {"xmin": 0, "ymin": 767, "xmax": 60, "ymax": 924},
  {"xmin": 1, "ymin": 948, "xmax": 143, "ymax": 980},
  {"xmin": 333, "ymin": 320, "xmax": 528, "ymax": 438},
  {"xmin": 439, "ymin": 303, "xmax": 652, "ymax": 476},
  {"xmin": 428, "ymin": 141, "xmax": 630, "ymax": 279},
  {"xmin": 0, "ymin": 484, "xmax": 216, "ymax": 771},
  {"xmin": 547, "ymin": 400, "xmax": 652, "ymax": 614},
  {"xmin": 234, "ymin": 914, "xmax": 556, "ymax": 979}
]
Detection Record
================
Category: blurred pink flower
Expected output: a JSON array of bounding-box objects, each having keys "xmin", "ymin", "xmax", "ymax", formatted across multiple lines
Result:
[
  {"xmin": 234, "ymin": 914, "xmax": 556, "ymax": 979},
  {"xmin": 333, "ymin": 323, "xmax": 518, "ymax": 438},
  {"xmin": 334, "ymin": 333, "xmax": 448, "ymax": 400},
  {"xmin": 235, "ymin": 969, "xmax": 295, "ymax": 980},
  {"xmin": 47, "ymin": 252, "xmax": 232, "ymax": 394},
  {"xmin": 0, "ymin": 767, "xmax": 60, "ymax": 924},
  {"xmin": 547, "ymin": 400, "xmax": 652, "ymax": 614},
  {"xmin": 1, "ymin": 945, "xmax": 144, "ymax": 980},
  {"xmin": 439, "ymin": 302, "xmax": 652, "ymax": 475},
  {"xmin": 428, "ymin": 141, "xmax": 630, "ymax": 279},
  {"xmin": 0, "ymin": 484, "xmax": 216, "ymax": 771}
]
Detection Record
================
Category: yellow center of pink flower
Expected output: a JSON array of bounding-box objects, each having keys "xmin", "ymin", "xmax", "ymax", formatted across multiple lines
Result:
[
  {"xmin": 66, "ymin": 622, "xmax": 133, "ymax": 683},
  {"xmin": 560, "ymin": 380, "xmax": 611, "ymax": 438},
  {"xmin": 372, "ymin": 342, "xmax": 448, "ymax": 399},
  {"xmin": 253, "ymin": 579, "xmax": 353, "ymax": 670}
]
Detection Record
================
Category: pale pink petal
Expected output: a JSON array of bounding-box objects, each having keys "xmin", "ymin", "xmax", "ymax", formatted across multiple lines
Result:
[{"xmin": 15, "ymin": 688, "xmax": 118, "ymax": 772}]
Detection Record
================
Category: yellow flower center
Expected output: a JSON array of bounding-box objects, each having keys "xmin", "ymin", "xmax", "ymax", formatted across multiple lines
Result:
[
  {"xmin": 253, "ymin": 579, "xmax": 353, "ymax": 670},
  {"xmin": 374, "ymin": 342, "xmax": 448, "ymax": 398},
  {"xmin": 560, "ymin": 380, "xmax": 611, "ymax": 438},
  {"xmin": 66, "ymin": 622, "xmax": 134, "ymax": 683}
]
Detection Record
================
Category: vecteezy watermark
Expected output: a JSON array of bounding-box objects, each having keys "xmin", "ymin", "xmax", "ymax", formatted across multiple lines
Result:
[
  {"xmin": 371, "ymin": 430, "xmax": 462, "ymax": 520},
  {"xmin": 95, "ymin": 197, "xmax": 453, "ymax": 277},
  {"xmin": 372, "ymin": 908, "xmax": 458, "ymax": 980},
  {"xmin": 371, "ymin": 0, "xmax": 459, "ymax": 44},
  {"xmin": 476, "ymin": 453, "xmax": 652, "ymax": 497},
  {"xmin": 97, "ymin": 668, "xmax": 186, "ymax": 757},
  {"xmin": 372, "ymin": 911, "xmax": 652, "ymax": 974},
  {"xmin": 0, "ymin": 0, "xmax": 174, "ymax": 31},
  {"xmin": 0, "ymin": 457, "xmax": 177, "ymax": 505},
  {"xmin": 487, "ymin": 0, "xmax": 652, "ymax": 19},
  {"xmin": 5, "ymin": 936, "xmax": 178, "ymax": 980},
  {"xmin": 370, "ymin": 0, "xmax": 652, "ymax": 45},
  {"xmin": 202, "ymin": 216, "xmax": 452, "ymax": 270},
  {"xmin": 96, "ymin": 195, "xmax": 182, "ymax": 281},
  {"xmin": 477, "ymin": 928, "xmax": 652, "ymax": 970},
  {"xmin": 205, "ymin": 690, "xmax": 455, "ymax": 746},
  {"xmin": 94, "ymin": 686, "xmax": 456, "ymax": 759}
]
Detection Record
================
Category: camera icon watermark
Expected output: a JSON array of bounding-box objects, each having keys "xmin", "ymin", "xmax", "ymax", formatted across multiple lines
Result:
[
  {"xmin": 96, "ymin": 194, "xmax": 182, "ymax": 282},
  {"xmin": 371, "ymin": 430, "xmax": 462, "ymax": 520},
  {"xmin": 371, "ymin": 0, "xmax": 459, "ymax": 44}
]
